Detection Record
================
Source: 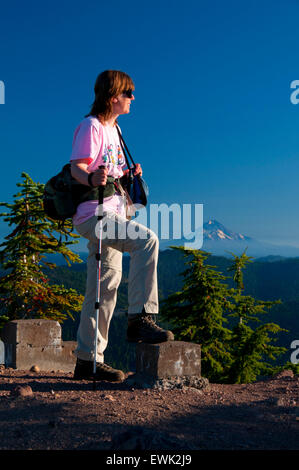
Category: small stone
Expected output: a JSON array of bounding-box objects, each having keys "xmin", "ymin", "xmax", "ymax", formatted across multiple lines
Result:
[
  {"xmin": 276, "ymin": 398, "xmax": 285, "ymax": 407},
  {"xmin": 274, "ymin": 370, "xmax": 294, "ymax": 379},
  {"xmin": 30, "ymin": 365, "xmax": 40, "ymax": 373},
  {"xmin": 12, "ymin": 385, "xmax": 33, "ymax": 397},
  {"xmin": 103, "ymin": 394, "xmax": 115, "ymax": 401}
]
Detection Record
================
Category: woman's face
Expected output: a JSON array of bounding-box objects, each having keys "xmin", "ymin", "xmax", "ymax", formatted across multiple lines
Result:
[{"xmin": 112, "ymin": 90, "xmax": 135, "ymax": 115}]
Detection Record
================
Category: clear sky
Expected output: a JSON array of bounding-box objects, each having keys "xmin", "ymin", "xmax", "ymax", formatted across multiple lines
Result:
[{"xmin": 1, "ymin": 0, "xmax": 299, "ymax": 249}]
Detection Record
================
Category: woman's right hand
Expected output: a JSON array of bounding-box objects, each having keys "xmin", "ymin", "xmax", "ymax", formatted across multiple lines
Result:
[{"xmin": 90, "ymin": 166, "xmax": 108, "ymax": 186}]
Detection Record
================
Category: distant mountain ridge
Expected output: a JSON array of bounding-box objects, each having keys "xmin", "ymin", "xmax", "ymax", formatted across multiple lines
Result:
[
  {"xmin": 42, "ymin": 218, "xmax": 299, "ymax": 262},
  {"xmin": 203, "ymin": 219, "xmax": 251, "ymax": 241},
  {"xmin": 159, "ymin": 218, "xmax": 299, "ymax": 258}
]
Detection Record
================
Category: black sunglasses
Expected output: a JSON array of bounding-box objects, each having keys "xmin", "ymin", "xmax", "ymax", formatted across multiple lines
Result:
[{"xmin": 122, "ymin": 89, "xmax": 134, "ymax": 98}]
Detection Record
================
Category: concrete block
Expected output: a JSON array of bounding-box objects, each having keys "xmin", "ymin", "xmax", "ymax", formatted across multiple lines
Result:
[
  {"xmin": 1, "ymin": 320, "xmax": 77, "ymax": 373},
  {"xmin": 136, "ymin": 341, "xmax": 201, "ymax": 379},
  {"xmin": 59, "ymin": 341, "xmax": 77, "ymax": 372},
  {"xmin": 4, "ymin": 341, "xmax": 77, "ymax": 373},
  {"xmin": 1, "ymin": 319, "xmax": 61, "ymax": 347}
]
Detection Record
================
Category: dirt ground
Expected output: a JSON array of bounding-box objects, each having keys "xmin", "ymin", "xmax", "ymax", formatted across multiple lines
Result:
[{"xmin": 0, "ymin": 366, "xmax": 298, "ymax": 451}]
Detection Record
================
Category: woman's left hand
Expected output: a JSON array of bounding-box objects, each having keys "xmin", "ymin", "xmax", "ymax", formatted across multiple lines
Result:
[{"xmin": 134, "ymin": 163, "xmax": 142, "ymax": 176}]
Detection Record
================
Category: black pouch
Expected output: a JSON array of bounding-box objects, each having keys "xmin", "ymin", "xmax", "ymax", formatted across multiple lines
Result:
[{"xmin": 43, "ymin": 164, "xmax": 117, "ymax": 221}]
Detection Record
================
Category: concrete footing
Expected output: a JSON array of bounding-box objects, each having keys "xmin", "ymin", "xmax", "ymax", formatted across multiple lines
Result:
[
  {"xmin": 126, "ymin": 340, "xmax": 206, "ymax": 389},
  {"xmin": 136, "ymin": 341, "xmax": 201, "ymax": 378},
  {"xmin": 1, "ymin": 319, "xmax": 76, "ymax": 373},
  {"xmin": 1, "ymin": 321, "xmax": 205, "ymax": 387}
]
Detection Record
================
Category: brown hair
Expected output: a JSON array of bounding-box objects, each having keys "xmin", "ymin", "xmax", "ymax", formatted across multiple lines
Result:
[{"xmin": 85, "ymin": 70, "xmax": 135, "ymax": 122}]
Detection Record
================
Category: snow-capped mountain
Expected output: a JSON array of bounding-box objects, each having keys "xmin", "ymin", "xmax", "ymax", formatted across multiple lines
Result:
[
  {"xmin": 203, "ymin": 219, "xmax": 251, "ymax": 242},
  {"xmin": 159, "ymin": 218, "xmax": 299, "ymax": 258}
]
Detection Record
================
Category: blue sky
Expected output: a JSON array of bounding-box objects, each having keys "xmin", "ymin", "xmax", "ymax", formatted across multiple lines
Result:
[{"xmin": 1, "ymin": 0, "xmax": 299, "ymax": 250}]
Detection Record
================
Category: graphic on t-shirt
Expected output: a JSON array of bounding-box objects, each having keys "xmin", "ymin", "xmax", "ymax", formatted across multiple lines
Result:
[
  {"xmin": 102, "ymin": 143, "xmax": 124, "ymax": 167},
  {"xmin": 117, "ymin": 145, "xmax": 124, "ymax": 165},
  {"xmin": 108, "ymin": 144, "xmax": 115, "ymax": 165}
]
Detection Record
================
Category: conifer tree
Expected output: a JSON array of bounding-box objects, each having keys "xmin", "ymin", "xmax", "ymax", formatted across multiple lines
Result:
[
  {"xmin": 161, "ymin": 247, "xmax": 288, "ymax": 384},
  {"xmin": 0, "ymin": 173, "xmax": 83, "ymax": 325},
  {"xmin": 161, "ymin": 247, "xmax": 235, "ymax": 382},
  {"xmin": 226, "ymin": 251, "xmax": 287, "ymax": 383}
]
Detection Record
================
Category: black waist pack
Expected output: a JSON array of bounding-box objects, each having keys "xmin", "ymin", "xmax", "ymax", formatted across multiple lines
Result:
[{"xmin": 43, "ymin": 164, "xmax": 117, "ymax": 221}]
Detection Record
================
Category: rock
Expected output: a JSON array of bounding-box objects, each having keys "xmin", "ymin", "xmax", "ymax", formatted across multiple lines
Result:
[
  {"xmin": 274, "ymin": 370, "xmax": 294, "ymax": 379},
  {"xmin": 11, "ymin": 385, "xmax": 33, "ymax": 397},
  {"xmin": 275, "ymin": 397, "xmax": 285, "ymax": 407},
  {"xmin": 126, "ymin": 373, "xmax": 209, "ymax": 391},
  {"xmin": 102, "ymin": 394, "xmax": 115, "ymax": 402},
  {"xmin": 30, "ymin": 365, "xmax": 40, "ymax": 373}
]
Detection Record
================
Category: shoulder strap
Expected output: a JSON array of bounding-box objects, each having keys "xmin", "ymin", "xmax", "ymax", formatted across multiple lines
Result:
[{"xmin": 116, "ymin": 125, "xmax": 136, "ymax": 170}]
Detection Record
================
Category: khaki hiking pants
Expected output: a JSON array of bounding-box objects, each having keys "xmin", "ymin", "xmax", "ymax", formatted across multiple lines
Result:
[{"xmin": 74, "ymin": 212, "xmax": 159, "ymax": 363}]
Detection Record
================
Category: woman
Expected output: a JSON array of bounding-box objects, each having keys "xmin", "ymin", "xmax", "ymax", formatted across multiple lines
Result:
[{"xmin": 70, "ymin": 70, "xmax": 174, "ymax": 382}]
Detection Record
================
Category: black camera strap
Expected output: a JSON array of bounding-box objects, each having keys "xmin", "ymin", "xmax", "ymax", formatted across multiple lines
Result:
[{"xmin": 116, "ymin": 125, "xmax": 136, "ymax": 170}]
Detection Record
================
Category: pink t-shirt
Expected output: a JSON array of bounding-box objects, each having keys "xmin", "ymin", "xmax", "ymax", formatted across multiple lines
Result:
[{"xmin": 70, "ymin": 116, "xmax": 127, "ymax": 225}]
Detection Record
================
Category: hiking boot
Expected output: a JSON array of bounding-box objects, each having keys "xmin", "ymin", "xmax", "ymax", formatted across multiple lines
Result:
[
  {"xmin": 127, "ymin": 314, "xmax": 174, "ymax": 344},
  {"xmin": 73, "ymin": 358, "xmax": 125, "ymax": 382}
]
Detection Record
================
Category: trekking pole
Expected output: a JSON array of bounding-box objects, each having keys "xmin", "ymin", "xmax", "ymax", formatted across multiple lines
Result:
[{"xmin": 93, "ymin": 166, "xmax": 106, "ymax": 391}]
